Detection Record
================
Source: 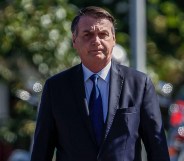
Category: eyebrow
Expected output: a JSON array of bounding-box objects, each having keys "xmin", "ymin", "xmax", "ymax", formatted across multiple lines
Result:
[{"xmin": 82, "ymin": 28, "xmax": 109, "ymax": 33}]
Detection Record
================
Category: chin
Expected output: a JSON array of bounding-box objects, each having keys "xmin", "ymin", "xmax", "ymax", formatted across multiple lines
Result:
[{"xmin": 94, "ymin": 54, "xmax": 106, "ymax": 60}]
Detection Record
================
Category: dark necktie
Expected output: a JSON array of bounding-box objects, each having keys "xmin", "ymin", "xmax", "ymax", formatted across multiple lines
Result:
[{"xmin": 89, "ymin": 74, "xmax": 104, "ymax": 146}]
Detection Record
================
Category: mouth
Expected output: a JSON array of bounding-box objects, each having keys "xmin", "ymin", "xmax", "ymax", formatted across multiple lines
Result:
[
  {"xmin": 89, "ymin": 51, "xmax": 103, "ymax": 57},
  {"xmin": 89, "ymin": 49, "xmax": 103, "ymax": 53}
]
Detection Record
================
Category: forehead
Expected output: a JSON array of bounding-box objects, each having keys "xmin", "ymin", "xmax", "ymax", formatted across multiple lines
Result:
[{"xmin": 77, "ymin": 16, "xmax": 113, "ymax": 32}]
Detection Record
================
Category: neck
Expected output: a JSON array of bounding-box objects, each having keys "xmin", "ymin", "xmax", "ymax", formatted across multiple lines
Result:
[{"xmin": 82, "ymin": 60, "xmax": 111, "ymax": 73}]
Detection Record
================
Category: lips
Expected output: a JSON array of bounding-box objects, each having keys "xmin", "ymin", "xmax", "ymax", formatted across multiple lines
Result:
[
  {"xmin": 91, "ymin": 50, "xmax": 102, "ymax": 52},
  {"xmin": 89, "ymin": 49, "xmax": 103, "ymax": 52},
  {"xmin": 89, "ymin": 50, "xmax": 103, "ymax": 56}
]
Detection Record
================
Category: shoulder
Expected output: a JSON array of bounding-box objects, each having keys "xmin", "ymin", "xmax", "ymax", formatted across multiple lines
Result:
[
  {"xmin": 46, "ymin": 63, "xmax": 82, "ymax": 85},
  {"xmin": 112, "ymin": 60, "xmax": 148, "ymax": 81},
  {"xmin": 112, "ymin": 61, "xmax": 155, "ymax": 92}
]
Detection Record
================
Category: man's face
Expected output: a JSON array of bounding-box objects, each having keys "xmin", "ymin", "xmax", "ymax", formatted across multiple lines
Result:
[{"xmin": 72, "ymin": 16, "xmax": 116, "ymax": 72}]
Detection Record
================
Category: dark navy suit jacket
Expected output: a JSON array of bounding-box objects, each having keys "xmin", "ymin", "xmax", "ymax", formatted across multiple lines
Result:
[{"xmin": 31, "ymin": 60, "xmax": 170, "ymax": 161}]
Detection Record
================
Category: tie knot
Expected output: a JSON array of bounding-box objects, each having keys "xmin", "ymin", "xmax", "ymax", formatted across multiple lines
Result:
[{"xmin": 90, "ymin": 74, "xmax": 99, "ymax": 84}]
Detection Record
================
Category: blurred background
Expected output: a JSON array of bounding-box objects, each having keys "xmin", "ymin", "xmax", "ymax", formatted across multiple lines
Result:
[{"xmin": 0, "ymin": 0, "xmax": 184, "ymax": 160}]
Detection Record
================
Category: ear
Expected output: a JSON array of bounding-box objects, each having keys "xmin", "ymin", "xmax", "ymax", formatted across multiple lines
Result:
[
  {"xmin": 72, "ymin": 34, "xmax": 77, "ymax": 48},
  {"xmin": 113, "ymin": 35, "xmax": 116, "ymax": 46}
]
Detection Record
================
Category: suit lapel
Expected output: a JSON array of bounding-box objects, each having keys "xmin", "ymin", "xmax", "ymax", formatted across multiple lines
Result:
[
  {"xmin": 103, "ymin": 61, "xmax": 124, "ymax": 141},
  {"xmin": 70, "ymin": 64, "xmax": 97, "ymax": 145},
  {"xmin": 97, "ymin": 61, "xmax": 124, "ymax": 157}
]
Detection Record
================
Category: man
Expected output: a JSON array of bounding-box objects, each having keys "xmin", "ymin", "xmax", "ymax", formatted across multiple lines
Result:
[{"xmin": 31, "ymin": 6, "xmax": 170, "ymax": 161}]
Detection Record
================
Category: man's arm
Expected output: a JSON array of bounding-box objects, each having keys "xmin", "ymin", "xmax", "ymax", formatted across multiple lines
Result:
[
  {"xmin": 140, "ymin": 76, "xmax": 170, "ymax": 161},
  {"xmin": 31, "ymin": 80, "xmax": 56, "ymax": 161}
]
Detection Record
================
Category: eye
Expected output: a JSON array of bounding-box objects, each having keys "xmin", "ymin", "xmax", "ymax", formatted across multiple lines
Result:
[
  {"xmin": 99, "ymin": 32, "xmax": 109, "ymax": 39},
  {"xmin": 84, "ymin": 33, "xmax": 89, "ymax": 37},
  {"xmin": 83, "ymin": 32, "xmax": 92, "ymax": 38},
  {"xmin": 82, "ymin": 32, "xmax": 93, "ymax": 40}
]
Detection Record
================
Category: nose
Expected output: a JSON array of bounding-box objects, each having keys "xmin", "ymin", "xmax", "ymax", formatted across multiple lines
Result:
[{"xmin": 92, "ymin": 36, "xmax": 101, "ymax": 46}]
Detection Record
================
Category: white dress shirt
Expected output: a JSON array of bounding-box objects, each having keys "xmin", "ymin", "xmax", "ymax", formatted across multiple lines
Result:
[{"xmin": 82, "ymin": 61, "xmax": 111, "ymax": 122}]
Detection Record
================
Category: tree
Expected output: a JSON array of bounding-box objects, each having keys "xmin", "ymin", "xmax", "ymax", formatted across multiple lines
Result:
[
  {"xmin": 147, "ymin": 0, "xmax": 184, "ymax": 87},
  {"xmin": 0, "ymin": 0, "xmax": 78, "ymax": 154}
]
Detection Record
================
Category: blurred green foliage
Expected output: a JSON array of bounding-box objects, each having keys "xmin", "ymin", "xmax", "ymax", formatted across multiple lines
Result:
[
  {"xmin": 0, "ymin": 0, "xmax": 79, "ymax": 80},
  {"xmin": 0, "ymin": 0, "xmax": 78, "ymax": 150},
  {"xmin": 147, "ymin": 0, "xmax": 184, "ymax": 84}
]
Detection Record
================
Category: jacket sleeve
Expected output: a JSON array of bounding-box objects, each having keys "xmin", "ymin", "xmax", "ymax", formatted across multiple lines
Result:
[
  {"xmin": 31, "ymin": 80, "xmax": 56, "ymax": 161},
  {"xmin": 140, "ymin": 76, "xmax": 170, "ymax": 161}
]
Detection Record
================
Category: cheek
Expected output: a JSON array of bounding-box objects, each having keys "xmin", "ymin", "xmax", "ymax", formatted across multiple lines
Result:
[
  {"xmin": 104, "ymin": 42, "xmax": 115, "ymax": 52},
  {"xmin": 74, "ymin": 41, "xmax": 84, "ymax": 51},
  {"xmin": 75, "ymin": 45, "xmax": 88, "ymax": 56}
]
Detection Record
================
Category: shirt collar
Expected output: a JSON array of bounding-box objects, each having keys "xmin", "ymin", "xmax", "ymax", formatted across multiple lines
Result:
[{"xmin": 82, "ymin": 61, "xmax": 111, "ymax": 82}]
